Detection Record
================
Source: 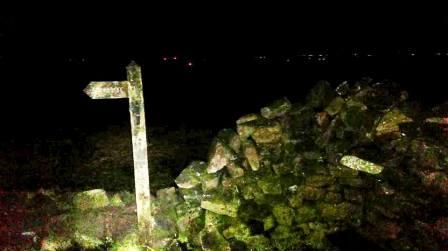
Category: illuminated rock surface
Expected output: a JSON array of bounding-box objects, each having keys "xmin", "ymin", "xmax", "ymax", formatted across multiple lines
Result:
[{"xmin": 42, "ymin": 79, "xmax": 448, "ymax": 250}]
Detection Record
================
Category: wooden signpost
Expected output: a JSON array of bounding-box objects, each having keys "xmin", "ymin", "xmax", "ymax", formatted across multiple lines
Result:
[{"xmin": 84, "ymin": 62, "xmax": 152, "ymax": 242}]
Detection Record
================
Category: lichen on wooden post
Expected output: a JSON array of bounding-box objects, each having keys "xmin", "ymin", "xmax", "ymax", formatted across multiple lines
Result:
[
  {"xmin": 83, "ymin": 62, "xmax": 152, "ymax": 244},
  {"xmin": 126, "ymin": 62, "xmax": 152, "ymax": 242}
]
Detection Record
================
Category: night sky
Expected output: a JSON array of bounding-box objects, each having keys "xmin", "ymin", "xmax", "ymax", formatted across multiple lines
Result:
[{"xmin": 2, "ymin": 7, "xmax": 448, "ymax": 138}]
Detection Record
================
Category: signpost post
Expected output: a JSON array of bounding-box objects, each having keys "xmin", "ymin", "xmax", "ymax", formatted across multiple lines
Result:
[{"xmin": 84, "ymin": 62, "xmax": 152, "ymax": 243}]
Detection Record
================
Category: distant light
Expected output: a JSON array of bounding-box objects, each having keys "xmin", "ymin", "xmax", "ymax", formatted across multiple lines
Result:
[
  {"xmin": 186, "ymin": 61, "xmax": 193, "ymax": 67},
  {"xmin": 435, "ymin": 52, "xmax": 441, "ymax": 56},
  {"xmin": 162, "ymin": 57, "xmax": 168, "ymax": 61},
  {"xmin": 285, "ymin": 58, "xmax": 291, "ymax": 63},
  {"xmin": 173, "ymin": 56, "xmax": 178, "ymax": 60},
  {"xmin": 410, "ymin": 53, "xmax": 416, "ymax": 56}
]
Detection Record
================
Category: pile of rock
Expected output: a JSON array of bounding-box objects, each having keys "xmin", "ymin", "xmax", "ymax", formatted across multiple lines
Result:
[
  {"xmin": 45, "ymin": 79, "xmax": 448, "ymax": 250},
  {"xmin": 151, "ymin": 79, "xmax": 448, "ymax": 250}
]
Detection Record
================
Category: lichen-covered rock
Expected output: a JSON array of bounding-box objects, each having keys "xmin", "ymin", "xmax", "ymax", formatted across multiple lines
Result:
[
  {"xmin": 375, "ymin": 108, "xmax": 413, "ymax": 138},
  {"xmin": 73, "ymin": 189, "xmax": 109, "ymax": 211},
  {"xmin": 251, "ymin": 121, "xmax": 283, "ymax": 144},
  {"xmin": 153, "ymin": 80, "xmax": 448, "ymax": 250},
  {"xmin": 340, "ymin": 101, "xmax": 368, "ymax": 131},
  {"xmin": 260, "ymin": 98, "xmax": 292, "ymax": 119},
  {"xmin": 301, "ymin": 222, "xmax": 330, "ymax": 250},
  {"xmin": 410, "ymin": 139, "xmax": 447, "ymax": 170},
  {"xmin": 176, "ymin": 205, "xmax": 204, "ymax": 245},
  {"xmin": 295, "ymin": 205, "xmax": 319, "ymax": 224},
  {"xmin": 340, "ymin": 155, "xmax": 383, "ymax": 174},
  {"xmin": 271, "ymin": 225, "xmax": 303, "ymax": 250},
  {"xmin": 263, "ymin": 215, "xmax": 276, "ymax": 231},
  {"xmin": 305, "ymin": 175, "xmax": 335, "ymax": 187},
  {"xmin": 420, "ymin": 171, "xmax": 448, "ymax": 194},
  {"xmin": 207, "ymin": 140, "xmax": 237, "ymax": 173},
  {"xmin": 241, "ymin": 235, "xmax": 271, "ymax": 250},
  {"xmin": 200, "ymin": 191, "xmax": 240, "ymax": 217},
  {"xmin": 199, "ymin": 226, "xmax": 231, "ymax": 251},
  {"xmin": 152, "ymin": 187, "xmax": 181, "ymax": 247},
  {"xmin": 236, "ymin": 113, "xmax": 261, "ymax": 124},
  {"xmin": 298, "ymin": 186, "xmax": 326, "ymax": 201},
  {"xmin": 237, "ymin": 119, "xmax": 264, "ymax": 139},
  {"xmin": 318, "ymin": 202, "xmax": 354, "ymax": 221},
  {"xmin": 226, "ymin": 161, "xmax": 245, "ymax": 178},
  {"xmin": 325, "ymin": 97, "xmax": 346, "ymax": 116},
  {"xmin": 179, "ymin": 186, "xmax": 203, "ymax": 207},
  {"xmin": 41, "ymin": 236, "xmax": 72, "ymax": 251},
  {"xmin": 242, "ymin": 139, "xmax": 260, "ymax": 171},
  {"xmin": 222, "ymin": 223, "xmax": 251, "ymax": 240},
  {"xmin": 175, "ymin": 161, "xmax": 207, "ymax": 188},
  {"xmin": 257, "ymin": 176, "xmax": 282, "ymax": 195},
  {"xmin": 272, "ymin": 204, "xmax": 294, "ymax": 226},
  {"xmin": 217, "ymin": 129, "xmax": 242, "ymax": 153}
]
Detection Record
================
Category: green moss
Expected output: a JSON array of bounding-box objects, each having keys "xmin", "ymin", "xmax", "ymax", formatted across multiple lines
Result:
[
  {"xmin": 263, "ymin": 215, "xmax": 276, "ymax": 231},
  {"xmin": 176, "ymin": 205, "xmax": 204, "ymax": 245},
  {"xmin": 110, "ymin": 193, "xmax": 126, "ymax": 207},
  {"xmin": 298, "ymin": 186, "xmax": 326, "ymax": 201},
  {"xmin": 200, "ymin": 191, "xmax": 240, "ymax": 217},
  {"xmin": 222, "ymin": 223, "xmax": 251, "ymax": 240},
  {"xmin": 303, "ymin": 222, "xmax": 329, "ymax": 250},
  {"xmin": 257, "ymin": 176, "xmax": 282, "ymax": 195},
  {"xmin": 295, "ymin": 205, "xmax": 318, "ymax": 224},
  {"xmin": 241, "ymin": 235, "xmax": 271, "ymax": 250},
  {"xmin": 199, "ymin": 226, "xmax": 231, "ymax": 251},
  {"xmin": 318, "ymin": 202, "xmax": 353, "ymax": 221},
  {"xmin": 41, "ymin": 234, "xmax": 73, "ymax": 251},
  {"xmin": 73, "ymin": 231, "xmax": 103, "ymax": 249},
  {"xmin": 73, "ymin": 189, "xmax": 109, "ymax": 211},
  {"xmin": 271, "ymin": 225, "xmax": 303, "ymax": 251},
  {"xmin": 111, "ymin": 232, "xmax": 145, "ymax": 251},
  {"xmin": 175, "ymin": 161, "xmax": 207, "ymax": 189},
  {"xmin": 272, "ymin": 204, "xmax": 294, "ymax": 226}
]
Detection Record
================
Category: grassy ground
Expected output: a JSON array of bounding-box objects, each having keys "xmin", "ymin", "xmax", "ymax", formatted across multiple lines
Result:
[{"xmin": 0, "ymin": 125, "xmax": 213, "ymax": 250}]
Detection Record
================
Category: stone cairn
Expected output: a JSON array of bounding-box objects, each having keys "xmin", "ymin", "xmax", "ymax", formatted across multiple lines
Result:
[{"xmin": 148, "ymin": 79, "xmax": 448, "ymax": 250}]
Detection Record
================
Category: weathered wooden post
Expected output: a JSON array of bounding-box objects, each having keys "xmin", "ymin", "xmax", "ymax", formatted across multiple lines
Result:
[{"xmin": 84, "ymin": 62, "xmax": 152, "ymax": 242}]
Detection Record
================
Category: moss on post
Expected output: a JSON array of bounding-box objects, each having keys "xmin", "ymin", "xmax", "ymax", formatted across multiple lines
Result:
[{"xmin": 126, "ymin": 62, "xmax": 152, "ymax": 243}]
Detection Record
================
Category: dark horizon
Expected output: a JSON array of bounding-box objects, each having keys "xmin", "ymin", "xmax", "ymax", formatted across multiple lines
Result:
[{"xmin": 2, "ymin": 8, "xmax": 448, "ymax": 138}]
